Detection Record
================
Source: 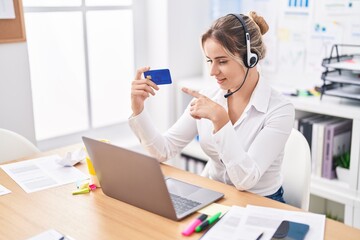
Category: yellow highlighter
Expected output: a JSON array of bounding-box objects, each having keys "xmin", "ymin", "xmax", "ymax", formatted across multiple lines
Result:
[{"xmin": 72, "ymin": 188, "xmax": 90, "ymax": 195}]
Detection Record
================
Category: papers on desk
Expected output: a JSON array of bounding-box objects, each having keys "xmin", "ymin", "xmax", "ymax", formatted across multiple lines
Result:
[
  {"xmin": 201, "ymin": 205, "xmax": 325, "ymax": 240},
  {"xmin": 27, "ymin": 229, "xmax": 75, "ymax": 240},
  {"xmin": 0, "ymin": 155, "xmax": 88, "ymax": 193},
  {"xmin": 0, "ymin": 184, "xmax": 11, "ymax": 196},
  {"xmin": 56, "ymin": 148, "xmax": 86, "ymax": 167}
]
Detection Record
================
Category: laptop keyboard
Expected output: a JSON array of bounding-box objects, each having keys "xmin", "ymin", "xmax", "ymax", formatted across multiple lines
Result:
[{"xmin": 170, "ymin": 193, "xmax": 201, "ymax": 215}]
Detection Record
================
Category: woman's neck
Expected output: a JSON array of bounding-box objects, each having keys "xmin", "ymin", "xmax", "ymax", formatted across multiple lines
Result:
[
  {"xmin": 231, "ymin": 68, "xmax": 259, "ymax": 101},
  {"xmin": 226, "ymin": 69, "xmax": 259, "ymax": 124}
]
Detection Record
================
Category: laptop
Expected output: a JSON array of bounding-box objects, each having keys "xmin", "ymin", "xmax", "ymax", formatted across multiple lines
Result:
[{"xmin": 82, "ymin": 137, "xmax": 224, "ymax": 221}]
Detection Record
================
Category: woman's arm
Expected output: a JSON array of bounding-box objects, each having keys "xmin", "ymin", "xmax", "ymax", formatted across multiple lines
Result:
[{"xmin": 129, "ymin": 104, "xmax": 198, "ymax": 161}]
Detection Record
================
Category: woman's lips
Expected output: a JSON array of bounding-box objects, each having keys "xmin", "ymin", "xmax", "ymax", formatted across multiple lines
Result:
[{"xmin": 216, "ymin": 78, "xmax": 226, "ymax": 84}]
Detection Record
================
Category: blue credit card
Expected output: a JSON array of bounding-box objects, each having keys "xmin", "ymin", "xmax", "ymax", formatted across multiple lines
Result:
[{"xmin": 144, "ymin": 69, "xmax": 172, "ymax": 85}]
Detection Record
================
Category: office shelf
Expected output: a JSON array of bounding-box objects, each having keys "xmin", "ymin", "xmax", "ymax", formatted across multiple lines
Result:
[
  {"xmin": 324, "ymin": 86, "xmax": 360, "ymax": 100},
  {"xmin": 323, "ymin": 71, "xmax": 360, "ymax": 85},
  {"xmin": 289, "ymin": 95, "xmax": 360, "ymax": 228}
]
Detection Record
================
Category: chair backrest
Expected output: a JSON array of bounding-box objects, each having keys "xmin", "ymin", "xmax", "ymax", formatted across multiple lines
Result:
[
  {"xmin": 0, "ymin": 128, "xmax": 40, "ymax": 164},
  {"xmin": 281, "ymin": 128, "xmax": 311, "ymax": 211}
]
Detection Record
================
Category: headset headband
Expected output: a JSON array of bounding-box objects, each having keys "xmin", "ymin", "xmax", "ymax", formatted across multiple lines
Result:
[{"xmin": 228, "ymin": 14, "xmax": 258, "ymax": 68}]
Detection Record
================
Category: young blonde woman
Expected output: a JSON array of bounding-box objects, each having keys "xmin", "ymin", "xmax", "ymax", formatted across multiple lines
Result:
[{"xmin": 129, "ymin": 11, "xmax": 295, "ymax": 203}]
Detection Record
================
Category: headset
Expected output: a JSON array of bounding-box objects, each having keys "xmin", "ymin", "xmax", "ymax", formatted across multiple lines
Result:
[
  {"xmin": 224, "ymin": 14, "xmax": 258, "ymax": 98},
  {"xmin": 229, "ymin": 13, "xmax": 259, "ymax": 68}
]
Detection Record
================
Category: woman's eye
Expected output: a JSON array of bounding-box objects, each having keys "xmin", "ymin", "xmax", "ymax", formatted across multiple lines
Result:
[{"xmin": 219, "ymin": 61, "xmax": 228, "ymax": 64}]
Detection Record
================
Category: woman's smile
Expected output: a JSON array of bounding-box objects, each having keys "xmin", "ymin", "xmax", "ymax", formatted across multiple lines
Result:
[{"xmin": 216, "ymin": 77, "xmax": 226, "ymax": 85}]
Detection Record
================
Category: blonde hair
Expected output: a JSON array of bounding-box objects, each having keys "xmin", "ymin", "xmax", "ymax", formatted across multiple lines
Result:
[{"xmin": 201, "ymin": 11, "xmax": 269, "ymax": 66}]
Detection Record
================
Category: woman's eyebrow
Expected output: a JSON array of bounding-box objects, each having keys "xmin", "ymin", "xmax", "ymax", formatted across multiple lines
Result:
[{"xmin": 206, "ymin": 56, "xmax": 229, "ymax": 60}]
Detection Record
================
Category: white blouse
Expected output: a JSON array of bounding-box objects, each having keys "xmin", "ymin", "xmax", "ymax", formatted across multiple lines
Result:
[{"xmin": 128, "ymin": 75, "xmax": 295, "ymax": 196}]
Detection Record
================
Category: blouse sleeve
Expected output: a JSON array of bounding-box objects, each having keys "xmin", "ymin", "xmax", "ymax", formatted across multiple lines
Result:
[{"xmin": 128, "ymin": 106, "xmax": 198, "ymax": 161}]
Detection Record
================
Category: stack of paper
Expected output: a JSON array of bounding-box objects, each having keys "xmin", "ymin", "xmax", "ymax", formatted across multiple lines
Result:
[{"xmin": 201, "ymin": 205, "xmax": 325, "ymax": 240}]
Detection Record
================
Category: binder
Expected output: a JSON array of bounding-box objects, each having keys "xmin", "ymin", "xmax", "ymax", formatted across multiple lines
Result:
[
  {"xmin": 322, "ymin": 119, "xmax": 352, "ymax": 179},
  {"xmin": 298, "ymin": 115, "xmax": 323, "ymax": 149},
  {"xmin": 311, "ymin": 117, "xmax": 340, "ymax": 176}
]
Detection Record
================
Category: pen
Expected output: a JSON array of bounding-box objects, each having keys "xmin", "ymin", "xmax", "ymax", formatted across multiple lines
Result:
[
  {"xmin": 181, "ymin": 213, "xmax": 208, "ymax": 236},
  {"xmin": 195, "ymin": 212, "xmax": 221, "ymax": 232},
  {"xmin": 256, "ymin": 232, "xmax": 263, "ymax": 240}
]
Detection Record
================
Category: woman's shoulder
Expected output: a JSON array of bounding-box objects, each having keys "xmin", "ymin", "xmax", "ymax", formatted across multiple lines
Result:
[
  {"xmin": 270, "ymin": 87, "xmax": 293, "ymax": 106},
  {"xmin": 268, "ymin": 88, "xmax": 295, "ymax": 118}
]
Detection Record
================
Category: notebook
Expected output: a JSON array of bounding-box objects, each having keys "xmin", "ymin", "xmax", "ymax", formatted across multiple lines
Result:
[{"xmin": 82, "ymin": 137, "xmax": 224, "ymax": 221}]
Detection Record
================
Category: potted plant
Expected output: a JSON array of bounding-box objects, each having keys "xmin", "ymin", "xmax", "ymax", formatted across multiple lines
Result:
[{"xmin": 334, "ymin": 149, "xmax": 350, "ymax": 183}]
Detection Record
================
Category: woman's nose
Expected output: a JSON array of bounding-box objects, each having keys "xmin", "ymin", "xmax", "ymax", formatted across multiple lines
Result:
[{"xmin": 209, "ymin": 64, "xmax": 220, "ymax": 76}]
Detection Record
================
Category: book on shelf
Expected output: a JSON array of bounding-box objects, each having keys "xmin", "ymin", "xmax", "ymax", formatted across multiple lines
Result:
[
  {"xmin": 311, "ymin": 117, "xmax": 342, "ymax": 177},
  {"xmin": 322, "ymin": 119, "xmax": 352, "ymax": 179},
  {"xmin": 298, "ymin": 114, "xmax": 324, "ymax": 149}
]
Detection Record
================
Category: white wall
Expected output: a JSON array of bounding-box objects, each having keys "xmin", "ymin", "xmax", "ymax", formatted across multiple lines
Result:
[
  {"xmin": 0, "ymin": 1, "xmax": 211, "ymax": 148},
  {"xmin": 143, "ymin": 0, "xmax": 211, "ymax": 130},
  {"xmin": 168, "ymin": 0, "xmax": 211, "ymax": 124},
  {"xmin": 0, "ymin": 42, "xmax": 36, "ymax": 144}
]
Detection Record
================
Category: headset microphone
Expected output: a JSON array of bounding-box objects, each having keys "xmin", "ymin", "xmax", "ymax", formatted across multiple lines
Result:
[{"xmin": 224, "ymin": 68, "xmax": 250, "ymax": 98}]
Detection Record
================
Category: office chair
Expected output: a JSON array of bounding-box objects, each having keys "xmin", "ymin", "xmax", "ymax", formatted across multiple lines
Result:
[
  {"xmin": 282, "ymin": 128, "xmax": 311, "ymax": 211},
  {"xmin": 0, "ymin": 128, "xmax": 40, "ymax": 164}
]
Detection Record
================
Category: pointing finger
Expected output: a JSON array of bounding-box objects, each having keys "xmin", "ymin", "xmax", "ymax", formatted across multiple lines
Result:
[{"xmin": 182, "ymin": 87, "xmax": 202, "ymax": 99}]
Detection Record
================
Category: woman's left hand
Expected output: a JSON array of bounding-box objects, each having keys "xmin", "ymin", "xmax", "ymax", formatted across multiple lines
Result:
[{"xmin": 182, "ymin": 87, "xmax": 229, "ymax": 132}]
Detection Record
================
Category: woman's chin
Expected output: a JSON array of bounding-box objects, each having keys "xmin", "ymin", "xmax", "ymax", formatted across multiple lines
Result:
[
  {"xmin": 218, "ymin": 84, "xmax": 230, "ymax": 90},
  {"xmin": 217, "ymin": 82, "xmax": 227, "ymax": 89}
]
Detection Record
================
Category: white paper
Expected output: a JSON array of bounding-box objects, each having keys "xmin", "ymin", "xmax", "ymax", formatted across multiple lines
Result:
[
  {"xmin": 201, "ymin": 206, "xmax": 264, "ymax": 240},
  {"xmin": 0, "ymin": 184, "xmax": 11, "ymax": 196},
  {"xmin": 0, "ymin": 0, "xmax": 15, "ymax": 19},
  {"xmin": 245, "ymin": 205, "xmax": 325, "ymax": 240},
  {"xmin": 201, "ymin": 205, "xmax": 325, "ymax": 240},
  {"xmin": 56, "ymin": 148, "xmax": 86, "ymax": 167},
  {"xmin": 0, "ymin": 155, "xmax": 88, "ymax": 193},
  {"xmin": 27, "ymin": 229, "xmax": 75, "ymax": 240}
]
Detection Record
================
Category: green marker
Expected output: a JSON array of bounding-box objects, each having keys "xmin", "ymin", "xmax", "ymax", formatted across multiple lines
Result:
[{"xmin": 195, "ymin": 212, "xmax": 221, "ymax": 232}]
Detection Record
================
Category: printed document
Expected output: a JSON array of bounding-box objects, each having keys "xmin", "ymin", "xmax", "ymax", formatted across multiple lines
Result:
[
  {"xmin": 200, "ymin": 206, "xmax": 263, "ymax": 240},
  {"xmin": 0, "ymin": 184, "xmax": 11, "ymax": 196},
  {"xmin": 1, "ymin": 155, "xmax": 88, "ymax": 193},
  {"xmin": 27, "ymin": 229, "xmax": 75, "ymax": 240},
  {"xmin": 201, "ymin": 205, "xmax": 325, "ymax": 240}
]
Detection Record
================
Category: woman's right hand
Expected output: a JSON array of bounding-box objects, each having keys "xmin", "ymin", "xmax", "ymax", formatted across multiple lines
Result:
[{"xmin": 131, "ymin": 66, "xmax": 159, "ymax": 116}]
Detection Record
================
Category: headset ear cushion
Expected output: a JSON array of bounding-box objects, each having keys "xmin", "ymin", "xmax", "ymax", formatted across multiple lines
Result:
[{"xmin": 249, "ymin": 53, "xmax": 259, "ymax": 68}]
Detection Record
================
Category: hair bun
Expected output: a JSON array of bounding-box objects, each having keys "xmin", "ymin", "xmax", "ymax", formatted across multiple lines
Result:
[{"xmin": 248, "ymin": 11, "xmax": 269, "ymax": 35}]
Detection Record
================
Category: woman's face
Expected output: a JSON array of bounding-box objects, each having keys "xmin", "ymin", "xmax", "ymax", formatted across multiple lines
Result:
[{"xmin": 203, "ymin": 38, "xmax": 246, "ymax": 92}]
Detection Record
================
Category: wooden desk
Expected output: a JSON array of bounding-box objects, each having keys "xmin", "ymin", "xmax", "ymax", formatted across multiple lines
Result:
[{"xmin": 1, "ymin": 145, "xmax": 360, "ymax": 240}]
